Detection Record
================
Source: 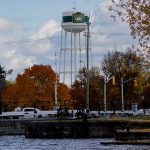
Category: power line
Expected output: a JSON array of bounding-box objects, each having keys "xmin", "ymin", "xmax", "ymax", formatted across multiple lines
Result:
[
  {"xmin": 0, "ymin": 36, "xmax": 61, "ymax": 46},
  {"xmin": 0, "ymin": 32, "xmax": 130, "ymax": 46},
  {"xmin": 0, "ymin": 28, "xmax": 130, "ymax": 36},
  {"xmin": 0, "ymin": 16, "xmax": 61, "ymax": 23},
  {"xmin": 0, "ymin": 38, "xmax": 46, "ymax": 46},
  {"xmin": 0, "ymin": 26, "xmax": 61, "ymax": 33},
  {"xmin": 0, "ymin": 31, "xmax": 131, "ymax": 46},
  {"xmin": 91, "ymin": 32, "xmax": 130, "ymax": 36}
]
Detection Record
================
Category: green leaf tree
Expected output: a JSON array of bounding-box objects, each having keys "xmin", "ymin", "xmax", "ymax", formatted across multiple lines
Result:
[
  {"xmin": 102, "ymin": 48, "xmax": 145, "ymax": 109},
  {"xmin": 143, "ymin": 85, "xmax": 150, "ymax": 108},
  {"xmin": 70, "ymin": 67, "xmax": 104, "ymax": 110},
  {"xmin": 0, "ymin": 65, "xmax": 12, "ymax": 112},
  {"xmin": 110, "ymin": 0, "xmax": 150, "ymax": 59}
]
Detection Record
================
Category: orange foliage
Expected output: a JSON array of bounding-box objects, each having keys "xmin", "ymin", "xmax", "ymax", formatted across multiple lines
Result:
[
  {"xmin": 2, "ymin": 65, "xmax": 71, "ymax": 110},
  {"xmin": 2, "ymin": 83, "xmax": 18, "ymax": 111},
  {"xmin": 58, "ymin": 83, "xmax": 71, "ymax": 109}
]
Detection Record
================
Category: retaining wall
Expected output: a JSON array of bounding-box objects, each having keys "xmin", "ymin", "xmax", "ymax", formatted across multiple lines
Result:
[
  {"xmin": 25, "ymin": 120, "xmax": 127, "ymax": 138},
  {"xmin": 0, "ymin": 119, "xmax": 150, "ymax": 139},
  {"xmin": 0, "ymin": 120, "xmax": 28, "ymax": 135}
]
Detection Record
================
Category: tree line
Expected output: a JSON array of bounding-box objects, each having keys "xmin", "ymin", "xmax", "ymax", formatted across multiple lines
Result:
[
  {"xmin": 71, "ymin": 48, "xmax": 150, "ymax": 111},
  {"xmin": 0, "ymin": 47, "xmax": 149, "ymax": 111}
]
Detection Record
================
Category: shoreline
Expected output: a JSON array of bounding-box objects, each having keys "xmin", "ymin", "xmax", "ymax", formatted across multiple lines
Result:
[{"xmin": 0, "ymin": 118, "xmax": 150, "ymax": 141}]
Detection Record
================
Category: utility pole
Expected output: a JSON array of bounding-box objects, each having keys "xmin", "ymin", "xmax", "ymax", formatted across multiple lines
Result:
[
  {"xmin": 103, "ymin": 76, "xmax": 115, "ymax": 112},
  {"xmin": 121, "ymin": 77, "xmax": 124, "ymax": 112},
  {"xmin": 54, "ymin": 75, "xmax": 58, "ymax": 108},
  {"xmin": 54, "ymin": 51, "xmax": 58, "ymax": 110},
  {"xmin": 86, "ymin": 20, "xmax": 90, "ymax": 111}
]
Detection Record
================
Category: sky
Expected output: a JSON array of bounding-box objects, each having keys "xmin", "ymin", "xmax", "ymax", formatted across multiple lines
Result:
[{"xmin": 0, "ymin": 0, "xmax": 137, "ymax": 83}]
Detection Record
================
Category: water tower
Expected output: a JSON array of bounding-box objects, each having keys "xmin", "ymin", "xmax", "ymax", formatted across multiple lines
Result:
[{"xmin": 59, "ymin": 11, "xmax": 90, "ymax": 85}]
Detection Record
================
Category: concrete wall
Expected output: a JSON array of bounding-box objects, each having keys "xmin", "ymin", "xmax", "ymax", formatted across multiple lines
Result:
[
  {"xmin": 1, "ymin": 119, "xmax": 150, "ymax": 138},
  {"xmin": 25, "ymin": 120, "xmax": 127, "ymax": 138},
  {"xmin": 115, "ymin": 131, "xmax": 150, "ymax": 141},
  {"xmin": 0, "ymin": 120, "xmax": 27, "ymax": 135}
]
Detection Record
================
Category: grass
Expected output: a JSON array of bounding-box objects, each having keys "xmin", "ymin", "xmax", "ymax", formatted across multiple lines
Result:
[
  {"xmin": 117, "ymin": 128, "xmax": 150, "ymax": 132},
  {"xmin": 105, "ymin": 116, "xmax": 150, "ymax": 122}
]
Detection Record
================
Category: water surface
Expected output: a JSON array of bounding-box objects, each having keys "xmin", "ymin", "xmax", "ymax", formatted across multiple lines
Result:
[{"xmin": 0, "ymin": 136, "xmax": 149, "ymax": 150}]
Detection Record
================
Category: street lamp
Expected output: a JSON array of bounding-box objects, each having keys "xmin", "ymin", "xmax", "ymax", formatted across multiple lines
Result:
[{"xmin": 121, "ymin": 77, "xmax": 137, "ymax": 112}]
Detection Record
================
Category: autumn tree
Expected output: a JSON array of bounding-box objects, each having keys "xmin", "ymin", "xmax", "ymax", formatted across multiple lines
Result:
[
  {"xmin": 110, "ymin": 0, "xmax": 150, "ymax": 59},
  {"xmin": 1, "ymin": 81, "xmax": 18, "ymax": 111},
  {"xmin": 2, "ymin": 65, "xmax": 71, "ymax": 110},
  {"xmin": 102, "ymin": 48, "xmax": 145, "ymax": 109}
]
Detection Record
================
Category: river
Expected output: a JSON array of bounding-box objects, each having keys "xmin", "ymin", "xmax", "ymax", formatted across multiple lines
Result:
[{"xmin": 0, "ymin": 136, "xmax": 149, "ymax": 150}]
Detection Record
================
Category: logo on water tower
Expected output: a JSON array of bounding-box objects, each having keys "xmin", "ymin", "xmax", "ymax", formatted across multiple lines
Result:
[{"xmin": 73, "ymin": 12, "xmax": 84, "ymax": 23}]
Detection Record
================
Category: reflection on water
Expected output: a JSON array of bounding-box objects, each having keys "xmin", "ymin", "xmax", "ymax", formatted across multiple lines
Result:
[{"xmin": 0, "ymin": 136, "xmax": 149, "ymax": 150}]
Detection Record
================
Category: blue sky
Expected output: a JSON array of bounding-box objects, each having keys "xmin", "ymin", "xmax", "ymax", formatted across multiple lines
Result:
[
  {"xmin": 0, "ymin": 0, "xmax": 137, "ymax": 83},
  {"xmin": 0, "ymin": 0, "xmax": 99, "ymax": 21}
]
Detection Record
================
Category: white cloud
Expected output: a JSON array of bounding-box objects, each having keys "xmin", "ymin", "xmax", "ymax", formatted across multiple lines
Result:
[
  {"xmin": 10, "ymin": 55, "xmax": 36, "ymax": 70},
  {"xmin": 0, "ymin": 18, "xmax": 16, "ymax": 30},
  {"xmin": 0, "ymin": 49, "xmax": 16, "ymax": 58},
  {"xmin": 0, "ymin": 1, "xmax": 138, "ymax": 83},
  {"xmin": 0, "ymin": 35, "xmax": 7, "ymax": 43},
  {"xmin": 0, "ymin": 46, "xmax": 37, "ymax": 80},
  {"xmin": 100, "ymin": 0, "xmax": 113, "ymax": 13},
  {"xmin": 0, "ymin": 18, "xmax": 37, "ymax": 79},
  {"xmin": 26, "ymin": 39, "xmax": 53, "ymax": 55},
  {"xmin": 26, "ymin": 19, "xmax": 61, "ymax": 58},
  {"xmin": 0, "ymin": 18, "xmax": 22, "ymax": 35},
  {"xmin": 31, "ymin": 20, "xmax": 60, "ymax": 40},
  {"xmin": 90, "ymin": 1, "xmax": 136, "ymax": 51},
  {"xmin": 8, "ymin": 55, "xmax": 37, "ymax": 80}
]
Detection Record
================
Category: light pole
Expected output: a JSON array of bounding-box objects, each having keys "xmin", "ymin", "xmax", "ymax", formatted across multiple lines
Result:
[
  {"xmin": 104, "ymin": 77, "xmax": 107, "ymax": 112},
  {"xmin": 86, "ymin": 21, "xmax": 90, "ymax": 111},
  {"xmin": 103, "ymin": 76, "xmax": 115, "ymax": 112},
  {"xmin": 121, "ymin": 77, "xmax": 136, "ymax": 112},
  {"xmin": 54, "ymin": 74, "xmax": 58, "ymax": 109},
  {"xmin": 54, "ymin": 50, "xmax": 58, "ymax": 110}
]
